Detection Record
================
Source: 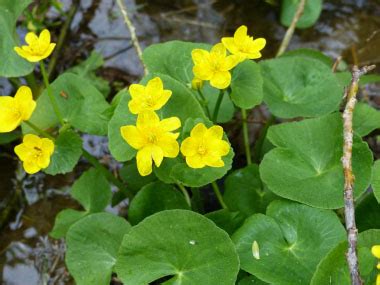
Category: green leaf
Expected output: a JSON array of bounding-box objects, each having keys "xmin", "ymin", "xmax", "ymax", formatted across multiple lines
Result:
[
  {"xmin": 108, "ymin": 73, "xmax": 206, "ymax": 162},
  {"xmin": 336, "ymin": 72, "xmax": 380, "ymax": 87},
  {"xmin": 0, "ymin": 131, "xmax": 21, "ymax": 144},
  {"xmin": 260, "ymin": 113, "xmax": 373, "ymax": 209},
  {"xmin": 115, "ymin": 210, "xmax": 240, "ymax": 285},
  {"xmin": 224, "ymin": 164, "xmax": 277, "ymax": 217},
  {"xmin": 66, "ymin": 213, "xmax": 131, "ymax": 285},
  {"xmin": 280, "ymin": 0, "xmax": 323, "ymax": 29},
  {"xmin": 119, "ymin": 161, "xmax": 157, "ymax": 194},
  {"xmin": 230, "ymin": 60, "xmax": 263, "ymax": 109},
  {"xmin": 260, "ymin": 56, "xmax": 342, "ymax": 118},
  {"xmin": 154, "ymin": 117, "xmax": 234, "ymax": 187},
  {"xmin": 353, "ymin": 102, "xmax": 380, "ymax": 136},
  {"xmin": 233, "ymin": 200, "xmax": 346, "ymax": 285},
  {"xmin": 0, "ymin": 0, "xmax": 34, "ymax": 77},
  {"xmin": 128, "ymin": 181, "xmax": 190, "ymax": 225},
  {"xmin": 67, "ymin": 51, "xmax": 110, "ymax": 97},
  {"xmin": 24, "ymin": 73, "xmax": 111, "ymax": 135},
  {"xmin": 205, "ymin": 209, "xmax": 246, "ymax": 236},
  {"xmin": 356, "ymin": 192, "xmax": 380, "ymax": 232},
  {"xmin": 44, "ymin": 129, "xmax": 82, "ymax": 175},
  {"xmin": 372, "ymin": 160, "xmax": 380, "ymax": 203},
  {"xmin": 238, "ymin": 275, "xmax": 269, "ymax": 285},
  {"xmin": 281, "ymin": 48, "xmax": 333, "ymax": 66},
  {"xmin": 311, "ymin": 229, "xmax": 380, "ymax": 285},
  {"xmin": 50, "ymin": 209, "xmax": 87, "ymax": 239}
]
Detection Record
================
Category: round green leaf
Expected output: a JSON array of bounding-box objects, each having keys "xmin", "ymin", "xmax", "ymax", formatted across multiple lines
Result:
[
  {"xmin": 260, "ymin": 56, "xmax": 342, "ymax": 118},
  {"xmin": 353, "ymin": 102, "xmax": 380, "ymax": 137},
  {"xmin": 0, "ymin": 0, "xmax": 34, "ymax": 77},
  {"xmin": 311, "ymin": 229, "xmax": 380, "ymax": 285},
  {"xmin": 372, "ymin": 160, "xmax": 380, "ymax": 203},
  {"xmin": 66, "ymin": 213, "xmax": 131, "ymax": 285},
  {"xmin": 115, "ymin": 210, "xmax": 240, "ymax": 285},
  {"xmin": 230, "ymin": 60, "xmax": 263, "ymax": 109},
  {"xmin": 119, "ymin": 161, "xmax": 157, "ymax": 194},
  {"xmin": 238, "ymin": 275, "xmax": 269, "ymax": 285},
  {"xmin": 224, "ymin": 164, "xmax": 277, "ymax": 217},
  {"xmin": 128, "ymin": 181, "xmax": 190, "ymax": 225},
  {"xmin": 23, "ymin": 73, "xmax": 111, "ymax": 136},
  {"xmin": 232, "ymin": 200, "xmax": 346, "ymax": 285},
  {"xmin": 50, "ymin": 209, "xmax": 87, "ymax": 239},
  {"xmin": 280, "ymin": 0, "xmax": 323, "ymax": 29},
  {"xmin": 260, "ymin": 113, "xmax": 373, "ymax": 209},
  {"xmin": 44, "ymin": 129, "xmax": 83, "ymax": 175},
  {"xmin": 280, "ymin": 48, "xmax": 333, "ymax": 66},
  {"xmin": 356, "ymin": 192, "xmax": 380, "ymax": 232}
]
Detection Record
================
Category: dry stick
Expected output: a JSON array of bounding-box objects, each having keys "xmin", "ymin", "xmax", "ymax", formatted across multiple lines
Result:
[
  {"xmin": 116, "ymin": 0, "xmax": 148, "ymax": 75},
  {"xmin": 342, "ymin": 64, "xmax": 375, "ymax": 285},
  {"xmin": 276, "ymin": 0, "xmax": 306, "ymax": 57}
]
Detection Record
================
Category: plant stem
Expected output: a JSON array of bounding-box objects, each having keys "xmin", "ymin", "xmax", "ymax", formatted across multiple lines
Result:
[
  {"xmin": 40, "ymin": 61, "xmax": 65, "ymax": 125},
  {"xmin": 276, "ymin": 0, "xmax": 306, "ymax": 57},
  {"xmin": 177, "ymin": 183, "xmax": 191, "ymax": 207},
  {"xmin": 197, "ymin": 89, "xmax": 211, "ymax": 118},
  {"xmin": 24, "ymin": 121, "xmax": 54, "ymax": 140},
  {"xmin": 25, "ymin": 72, "xmax": 39, "ymax": 97},
  {"xmin": 241, "ymin": 108, "xmax": 252, "ymax": 165},
  {"xmin": 212, "ymin": 90, "xmax": 224, "ymax": 122},
  {"xmin": 82, "ymin": 149, "xmax": 132, "ymax": 199},
  {"xmin": 211, "ymin": 181, "xmax": 228, "ymax": 210},
  {"xmin": 342, "ymin": 64, "xmax": 375, "ymax": 285}
]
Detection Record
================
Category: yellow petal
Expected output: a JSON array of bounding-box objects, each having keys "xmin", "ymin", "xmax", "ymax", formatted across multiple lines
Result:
[
  {"xmin": 129, "ymin": 83, "xmax": 146, "ymax": 99},
  {"xmin": 160, "ymin": 116, "xmax": 181, "ymax": 132},
  {"xmin": 210, "ymin": 71, "xmax": 231, "ymax": 89},
  {"xmin": 372, "ymin": 245, "xmax": 380, "ymax": 259},
  {"xmin": 210, "ymin": 139, "xmax": 230, "ymax": 156},
  {"xmin": 251, "ymin": 38, "xmax": 266, "ymax": 52},
  {"xmin": 23, "ymin": 134, "xmax": 42, "ymax": 148},
  {"xmin": 193, "ymin": 64, "xmax": 213, "ymax": 81},
  {"xmin": 222, "ymin": 55, "xmax": 240, "ymax": 71},
  {"xmin": 191, "ymin": 49, "xmax": 209, "ymax": 65},
  {"xmin": 234, "ymin": 25, "xmax": 248, "ymax": 42},
  {"xmin": 14, "ymin": 46, "xmax": 32, "ymax": 61},
  {"xmin": 151, "ymin": 145, "xmax": 164, "ymax": 167},
  {"xmin": 128, "ymin": 98, "xmax": 143, "ymax": 114},
  {"xmin": 23, "ymin": 160, "xmax": 41, "ymax": 174},
  {"xmin": 136, "ymin": 111, "xmax": 159, "ymax": 129},
  {"xmin": 377, "ymin": 274, "xmax": 380, "ymax": 285},
  {"xmin": 41, "ymin": 138, "xmax": 55, "ymax": 155},
  {"xmin": 0, "ymin": 96, "xmax": 21, "ymax": 133},
  {"xmin": 43, "ymin": 43, "xmax": 56, "ymax": 59},
  {"xmin": 25, "ymin": 32, "xmax": 39, "ymax": 45},
  {"xmin": 37, "ymin": 152, "xmax": 51, "ymax": 169},
  {"xmin": 190, "ymin": 123, "xmax": 207, "ymax": 138},
  {"xmin": 186, "ymin": 154, "xmax": 206, "ymax": 168},
  {"xmin": 180, "ymin": 137, "xmax": 198, "ymax": 157},
  {"xmin": 14, "ymin": 144, "xmax": 33, "ymax": 162},
  {"xmin": 146, "ymin": 77, "xmax": 163, "ymax": 94},
  {"xmin": 221, "ymin": 37, "xmax": 239, "ymax": 55},
  {"xmin": 14, "ymin": 86, "xmax": 36, "ymax": 121},
  {"xmin": 120, "ymin": 125, "xmax": 145, "ymax": 149},
  {"xmin": 39, "ymin": 29, "xmax": 51, "ymax": 51},
  {"xmin": 203, "ymin": 154, "xmax": 225, "ymax": 168},
  {"xmin": 210, "ymin": 43, "xmax": 226, "ymax": 56},
  {"xmin": 154, "ymin": 90, "xmax": 172, "ymax": 110},
  {"xmin": 206, "ymin": 125, "xmax": 224, "ymax": 140},
  {"xmin": 136, "ymin": 146, "xmax": 153, "ymax": 176},
  {"xmin": 157, "ymin": 135, "xmax": 179, "ymax": 157},
  {"xmin": 246, "ymin": 52, "xmax": 262, "ymax": 60}
]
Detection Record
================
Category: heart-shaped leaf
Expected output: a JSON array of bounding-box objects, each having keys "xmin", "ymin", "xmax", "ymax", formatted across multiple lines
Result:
[
  {"xmin": 280, "ymin": 0, "xmax": 323, "ymax": 29},
  {"xmin": 372, "ymin": 160, "xmax": 380, "ymax": 203}
]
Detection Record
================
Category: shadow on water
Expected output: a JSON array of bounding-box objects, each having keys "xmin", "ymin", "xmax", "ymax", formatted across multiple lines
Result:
[{"xmin": 0, "ymin": 0, "xmax": 379, "ymax": 283}]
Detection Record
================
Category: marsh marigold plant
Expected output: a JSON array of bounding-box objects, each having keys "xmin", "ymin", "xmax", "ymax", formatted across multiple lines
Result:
[
  {"xmin": 191, "ymin": 43, "xmax": 239, "ymax": 89},
  {"xmin": 128, "ymin": 77, "xmax": 172, "ymax": 114},
  {"xmin": 14, "ymin": 134, "xmax": 55, "ymax": 174},
  {"xmin": 14, "ymin": 29, "xmax": 56, "ymax": 62},
  {"xmin": 372, "ymin": 245, "xmax": 380, "ymax": 285},
  {"xmin": 181, "ymin": 123, "xmax": 230, "ymax": 168},
  {"xmin": 0, "ymin": 86, "xmax": 36, "ymax": 133},
  {"xmin": 120, "ymin": 111, "xmax": 181, "ymax": 176},
  {"xmin": 222, "ymin": 25, "xmax": 266, "ymax": 61}
]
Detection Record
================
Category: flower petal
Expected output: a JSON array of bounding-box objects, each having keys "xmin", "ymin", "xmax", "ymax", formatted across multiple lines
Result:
[
  {"xmin": 25, "ymin": 32, "xmax": 39, "ymax": 45},
  {"xmin": 210, "ymin": 71, "xmax": 231, "ymax": 89},
  {"xmin": 234, "ymin": 25, "xmax": 248, "ymax": 42},
  {"xmin": 204, "ymin": 154, "xmax": 225, "ymax": 168},
  {"xmin": 210, "ymin": 43, "xmax": 226, "ymax": 56},
  {"xmin": 120, "ymin": 125, "xmax": 145, "ymax": 149},
  {"xmin": 180, "ymin": 137, "xmax": 198, "ymax": 156},
  {"xmin": 136, "ymin": 146, "xmax": 153, "ymax": 176},
  {"xmin": 146, "ymin": 77, "xmax": 163, "ymax": 94},
  {"xmin": 129, "ymin": 84, "xmax": 146, "ymax": 99},
  {"xmin": 186, "ymin": 154, "xmax": 206, "ymax": 168},
  {"xmin": 157, "ymin": 135, "xmax": 179, "ymax": 157},
  {"xmin": 193, "ymin": 64, "xmax": 213, "ymax": 81},
  {"xmin": 160, "ymin": 116, "xmax": 181, "ymax": 132},
  {"xmin": 222, "ymin": 55, "xmax": 240, "ymax": 71},
  {"xmin": 14, "ymin": 86, "xmax": 36, "ymax": 121},
  {"xmin": 37, "ymin": 152, "xmax": 51, "ymax": 169},
  {"xmin": 23, "ymin": 134, "xmax": 42, "ymax": 148},
  {"xmin": 14, "ymin": 144, "xmax": 33, "ymax": 162},
  {"xmin": 136, "ymin": 111, "xmax": 159, "ymax": 129},
  {"xmin": 39, "ymin": 29, "xmax": 51, "ymax": 51},
  {"xmin": 154, "ymin": 90, "xmax": 172, "ymax": 110},
  {"xmin": 0, "ymin": 96, "xmax": 21, "ymax": 133},
  {"xmin": 209, "ymin": 139, "xmax": 230, "ymax": 156},
  {"xmin": 191, "ymin": 49, "xmax": 209, "ymax": 65},
  {"xmin": 151, "ymin": 145, "xmax": 164, "ymax": 167},
  {"xmin": 41, "ymin": 138, "xmax": 55, "ymax": 155},
  {"xmin": 23, "ymin": 160, "xmax": 41, "ymax": 174},
  {"xmin": 206, "ymin": 125, "xmax": 224, "ymax": 140},
  {"xmin": 251, "ymin": 38, "xmax": 266, "ymax": 51},
  {"xmin": 221, "ymin": 37, "xmax": 239, "ymax": 55},
  {"xmin": 128, "ymin": 99, "xmax": 143, "ymax": 114},
  {"xmin": 372, "ymin": 245, "xmax": 380, "ymax": 259},
  {"xmin": 190, "ymin": 123, "xmax": 207, "ymax": 138}
]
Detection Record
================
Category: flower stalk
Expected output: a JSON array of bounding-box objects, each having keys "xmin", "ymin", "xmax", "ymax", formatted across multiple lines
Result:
[
  {"xmin": 213, "ymin": 90, "xmax": 224, "ymax": 122},
  {"xmin": 211, "ymin": 181, "xmax": 228, "ymax": 210},
  {"xmin": 241, "ymin": 108, "xmax": 252, "ymax": 165}
]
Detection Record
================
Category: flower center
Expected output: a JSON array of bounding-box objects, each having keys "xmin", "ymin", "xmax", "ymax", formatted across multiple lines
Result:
[
  {"xmin": 197, "ymin": 144, "xmax": 207, "ymax": 155},
  {"xmin": 144, "ymin": 95, "xmax": 155, "ymax": 108},
  {"xmin": 33, "ymin": 147, "xmax": 43, "ymax": 159},
  {"xmin": 148, "ymin": 134, "xmax": 158, "ymax": 144}
]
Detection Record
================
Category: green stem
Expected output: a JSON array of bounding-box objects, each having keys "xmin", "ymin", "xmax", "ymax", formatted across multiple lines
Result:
[
  {"xmin": 197, "ymin": 89, "xmax": 211, "ymax": 118},
  {"xmin": 212, "ymin": 90, "xmax": 224, "ymax": 122},
  {"xmin": 177, "ymin": 183, "xmax": 191, "ymax": 207},
  {"xmin": 82, "ymin": 150, "xmax": 132, "ymax": 199},
  {"xmin": 24, "ymin": 120, "xmax": 54, "ymax": 140},
  {"xmin": 40, "ymin": 61, "xmax": 65, "ymax": 125},
  {"xmin": 241, "ymin": 108, "xmax": 252, "ymax": 165},
  {"xmin": 25, "ymin": 72, "xmax": 39, "ymax": 98},
  {"xmin": 211, "ymin": 181, "xmax": 228, "ymax": 210}
]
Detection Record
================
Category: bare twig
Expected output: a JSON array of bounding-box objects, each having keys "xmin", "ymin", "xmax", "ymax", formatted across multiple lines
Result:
[
  {"xmin": 332, "ymin": 56, "xmax": 342, "ymax": 72},
  {"xmin": 116, "ymin": 0, "xmax": 148, "ymax": 75},
  {"xmin": 276, "ymin": 0, "xmax": 306, "ymax": 57},
  {"xmin": 342, "ymin": 64, "xmax": 376, "ymax": 285}
]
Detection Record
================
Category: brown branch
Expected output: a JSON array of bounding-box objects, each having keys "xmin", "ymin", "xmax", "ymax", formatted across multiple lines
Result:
[
  {"xmin": 276, "ymin": 0, "xmax": 306, "ymax": 57},
  {"xmin": 342, "ymin": 64, "xmax": 375, "ymax": 285}
]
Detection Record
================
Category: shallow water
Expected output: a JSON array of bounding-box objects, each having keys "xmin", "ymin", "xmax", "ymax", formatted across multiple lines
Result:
[{"xmin": 0, "ymin": 0, "xmax": 379, "ymax": 284}]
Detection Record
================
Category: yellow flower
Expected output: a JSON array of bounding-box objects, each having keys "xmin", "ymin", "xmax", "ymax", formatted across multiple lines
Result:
[
  {"xmin": 120, "ymin": 111, "xmax": 181, "ymax": 176},
  {"xmin": 191, "ymin": 77, "xmax": 203, "ymax": 90},
  {"xmin": 128, "ymin": 77, "xmax": 172, "ymax": 114},
  {"xmin": 0, "ymin": 86, "xmax": 36, "ymax": 133},
  {"xmin": 14, "ymin": 134, "xmax": 55, "ymax": 174},
  {"xmin": 222, "ymin": 25, "xmax": 266, "ymax": 61},
  {"xmin": 14, "ymin": 29, "xmax": 56, "ymax": 62},
  {"xmin": 377, "ymin": 274, "xmax": 380, "ymax": 285},
  {"xmin": 192, "ymin": 43, "xmax": 239, "ymax": 90},
  {"xmin": 372, "ymin": 245, "xmax": 380, "ymax": 259},
  {"xmin": 181, "ymin": 123, "xmax": 230, "ymax": 168}
]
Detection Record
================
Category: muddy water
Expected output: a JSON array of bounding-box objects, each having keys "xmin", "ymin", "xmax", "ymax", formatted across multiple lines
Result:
[{"xmin": 1, "ymin": 0, "xmax": 379, "ymax": 284}]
